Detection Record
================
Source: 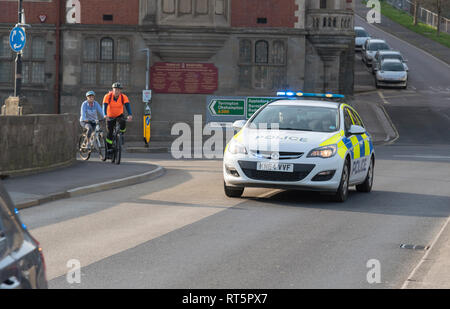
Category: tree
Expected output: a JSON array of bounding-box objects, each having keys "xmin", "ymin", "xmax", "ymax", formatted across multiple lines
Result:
[
  {"xmin": 414, "ymin": 0, "xmax": 421, "ymax": 26},
  {"xmin": 436, "ymin": 0, "xmax": 441, "ymax": 35}
]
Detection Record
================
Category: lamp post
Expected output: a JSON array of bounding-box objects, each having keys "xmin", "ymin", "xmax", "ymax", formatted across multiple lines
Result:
[{"xmin": 141, "ymin": 48, "xmax": 150, "ymax": 90}]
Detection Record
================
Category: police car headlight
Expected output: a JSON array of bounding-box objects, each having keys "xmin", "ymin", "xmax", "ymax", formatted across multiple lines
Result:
[
  {"xmin": 307, "ymin": 144, "xmax": 337, "ymax": 158},
  {"xmin": 228, "ymin": 139, "xmax": 248, "ymax": 155}
]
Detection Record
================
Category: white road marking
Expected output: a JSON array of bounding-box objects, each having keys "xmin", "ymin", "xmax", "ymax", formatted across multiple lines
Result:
[
  {"xmin": 393, "ymin": 155, "xmax": 450, "ymax": 160},
  {"xmin": 377, "ymin": 91, "xmax": 389, "ymax": 104}
]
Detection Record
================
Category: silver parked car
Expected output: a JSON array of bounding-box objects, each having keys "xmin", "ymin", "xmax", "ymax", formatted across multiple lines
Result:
[
  {"xmin": 355, "ymin": 26, "xmax": 371, "ymax": 52},
  {"xmin": 0, "ymin": 181, "xmax": 47, "ymax": 289},
  {"xmin": 362, "ymin": 39, "xmax": 390, "ymax": 67},
  {"xmin": 372, "ymin": 50, "xmax": 409, "ymax": 74},
  {"xmin": 375, "ymin": 59, "xmax": 408, "ymax": 89}
]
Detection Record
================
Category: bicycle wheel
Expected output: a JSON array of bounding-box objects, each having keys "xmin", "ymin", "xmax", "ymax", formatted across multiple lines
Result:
[
  {"xmin": 78, "ymin": 134, "xmax": 90, "ymax": 161},
  {"xmin": 97, "ymin": 132, "xmax": 107, "ymax": 161},
  {"xmin": 114, "ymin": 132, "xmax": 122, "ymax": 165}
]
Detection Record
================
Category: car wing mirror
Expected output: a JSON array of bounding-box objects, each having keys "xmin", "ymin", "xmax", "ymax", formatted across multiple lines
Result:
[
  {"xmin": 232, "ymin": 120, "xmax": 247, "ymax": 132},
  {"xmin": 349, "ymin": 125, "xmax": 366, "ymax": 135}
]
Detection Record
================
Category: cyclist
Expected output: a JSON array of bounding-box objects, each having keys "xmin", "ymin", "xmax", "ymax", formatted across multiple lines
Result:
[
  {"xmin": 103, "ymin": 82, "xmax": 132, "ymax": 156},
  {"xmin": 80, "ymin": 91, "xmax": 104, "ymax": 140}
]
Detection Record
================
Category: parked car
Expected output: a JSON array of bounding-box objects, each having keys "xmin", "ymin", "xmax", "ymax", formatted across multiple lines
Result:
[
  {"xmin": 355, "ymin": 26, "xmax": 371, "ymax": 52},
  {"xmin": 375, "ymin": 59, "xmax": 408, "ymax": 89},
  {"xmin": 0, "ymin": 180, "xmax": 47, "ymax": 289},
  {"xmin": 372, "ymin": 50, "xmax": 409, "ymax": 74},
  {"xmin": 362, "ymin": 39, "xmax": 390, "ymax": 67}
]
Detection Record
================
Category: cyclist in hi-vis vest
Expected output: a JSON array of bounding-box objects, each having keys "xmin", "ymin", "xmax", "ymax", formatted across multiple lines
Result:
[{"xmin": 103, "ymin": 82, "xmax": 132, "ymax": 155}]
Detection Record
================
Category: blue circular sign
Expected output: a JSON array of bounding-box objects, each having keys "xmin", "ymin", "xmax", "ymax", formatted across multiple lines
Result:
[{"xmin": 9, "ymin": 27, "xmax": 26, "ymax": 53}]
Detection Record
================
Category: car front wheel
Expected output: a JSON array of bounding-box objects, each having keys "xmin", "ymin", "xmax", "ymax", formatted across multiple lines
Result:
[{"xmin": 333, "ymin": 159, "xmax": 350, "ymax": 203}]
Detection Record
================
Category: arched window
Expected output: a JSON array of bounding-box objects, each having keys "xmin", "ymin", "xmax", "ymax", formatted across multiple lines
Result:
[
  {"xmin": 238, "ymin": 38, "xmax": 287, "ymax": 90},
  {"xmin": 117, "ymin": 38, "xmax": 130, "ymax": 85},
  {"xmin": 239, "ymin": 39, "xmax": 252, "ymax": 63},
  {"xmin": 255, "ymin": 40, "xmax": 268, "ymax": 64},
  {"xmin": 100, "ymin": 38, "xmax": 114, "ymax": 60},
  {"xmin": 21, "ymin": 36, "xmax": 46, "ymax": 84},
  {"xmin": 82, "ymin": 37, "xmax": 131, "ymax": 86}
]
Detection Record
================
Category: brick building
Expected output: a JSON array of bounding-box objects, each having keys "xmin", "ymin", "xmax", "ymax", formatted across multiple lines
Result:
[{"xmin": 0, "ymin": 0, "xmax": 355, "ymax": 142}]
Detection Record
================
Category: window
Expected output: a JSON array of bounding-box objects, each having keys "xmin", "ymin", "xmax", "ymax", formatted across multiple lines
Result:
[
  {"xmin": 344, "ymin": 108, "xmax": 353, "ymax": 132},
  {"xmin": 238, "ymin": 39, "xmax": 287, "ymax": 90},
  {"xmin": 82, "ymin": 37, "xmax": 131, "ymax": 86},
  {"xmin": 349, "ymin": 109, "xmax": 363, "ymax": 127},
  {"xmin": 0, "ymin": 35, "xmax": 12, "ymax": 83},
  {"xmin": 320, "ymin": 0, "xmax": 327, "ymax": 9},
  {"xmin": 20, "ymin": 35, "xmax": 46, "ymax": 85}
]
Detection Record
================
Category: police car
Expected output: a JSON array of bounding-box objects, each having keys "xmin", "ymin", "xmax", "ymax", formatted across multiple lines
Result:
[{"xmin": 223, "ymin": 91, "xmax": 375, "ymax": 202}]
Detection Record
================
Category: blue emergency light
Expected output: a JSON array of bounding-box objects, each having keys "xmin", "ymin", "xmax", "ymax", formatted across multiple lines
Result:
[{"xmin": 276, "ymin": 91, "xmax": 345, "ymax": 99}]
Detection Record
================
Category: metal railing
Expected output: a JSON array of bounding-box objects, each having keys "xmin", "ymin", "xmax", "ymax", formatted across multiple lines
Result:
[{"xmin": 386, "ymin": 0, "xmax": 450, "ymax": 34}]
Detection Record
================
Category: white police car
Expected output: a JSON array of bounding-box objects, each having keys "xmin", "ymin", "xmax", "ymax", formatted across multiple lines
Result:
[{"xmin": 223, "ymin": 91, "xmax": 375, "ymax": 202}]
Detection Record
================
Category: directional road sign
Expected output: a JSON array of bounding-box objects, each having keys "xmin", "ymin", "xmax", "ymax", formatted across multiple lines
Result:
[{"xmin": 208, "ymin": 99, "xmax": 245, "ymax": 116}]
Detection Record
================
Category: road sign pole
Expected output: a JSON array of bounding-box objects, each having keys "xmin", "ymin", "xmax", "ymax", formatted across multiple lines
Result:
[
  {"xmin": 14, "ymin": 0, "xmax": 23, "ymax": 97},
  {"xmin": 14, "ymin": 53, "xmax": 22, "ymax": 97}
]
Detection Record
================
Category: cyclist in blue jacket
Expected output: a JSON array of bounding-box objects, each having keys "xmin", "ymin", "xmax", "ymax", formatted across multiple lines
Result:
[{"xmin": 80, "ymin": 91, "xmax": 104, "ymax": 139}]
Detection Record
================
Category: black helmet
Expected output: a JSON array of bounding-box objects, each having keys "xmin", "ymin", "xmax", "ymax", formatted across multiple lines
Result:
[{"xmin": 112, "ymin": 82, "xmax": 123, "ymax": 89}]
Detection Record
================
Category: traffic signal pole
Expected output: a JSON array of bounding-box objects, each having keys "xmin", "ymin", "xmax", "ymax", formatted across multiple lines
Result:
[{"xmin": 142, "ymin": 48, "xmax": 152, "ymax": 147}]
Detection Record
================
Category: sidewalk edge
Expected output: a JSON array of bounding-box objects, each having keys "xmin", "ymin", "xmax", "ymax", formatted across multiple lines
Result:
[{"xmin": 15, "ymin": 165, "xmax": 165, "ymax": 210}]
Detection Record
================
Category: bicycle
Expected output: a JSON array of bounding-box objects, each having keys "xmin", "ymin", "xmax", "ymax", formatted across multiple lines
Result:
[
  {"xmin": 109, "ymin": 120, "xmax": 123, "ymax": 165},
  {"xmin": 78, "ymin": 120, "xmax": 107, "ymax": 161}
]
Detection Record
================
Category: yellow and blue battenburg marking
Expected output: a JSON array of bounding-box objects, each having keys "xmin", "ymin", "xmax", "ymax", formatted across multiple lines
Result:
[
  {"xmin": 276, "ymin": 90, "xmax": 345, "ymax": 99},
  {"xmin": 320, "ymin": 130, "xmax": 373, "ymax": 159}
]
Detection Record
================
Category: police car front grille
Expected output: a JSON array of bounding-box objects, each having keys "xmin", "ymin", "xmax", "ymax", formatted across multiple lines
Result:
[
  {"xmin": 238, "ymin": 161, "xmax": 315, "ymax": 182},
  {"xmin": 249, "ymin": 150, "xmax": 304, "ymax": 160}
]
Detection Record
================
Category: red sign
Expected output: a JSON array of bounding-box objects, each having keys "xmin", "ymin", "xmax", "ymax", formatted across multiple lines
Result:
[{"xmin": 150, "ymin": 62, "xmax": 218, "ymax": 94}]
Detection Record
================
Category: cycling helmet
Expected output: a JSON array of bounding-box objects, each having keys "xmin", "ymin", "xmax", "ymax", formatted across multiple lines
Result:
[
  {"xmin": 86, "ymin": 90, "xmax": 95, "ymax": 97},
  {"xmin": 112, "ymin": 82, "xmax": 123, "ymax": 89}
]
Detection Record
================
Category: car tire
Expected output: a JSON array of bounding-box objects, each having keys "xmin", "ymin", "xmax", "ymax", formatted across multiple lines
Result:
[
  {"xmin": 356, "ymin": 157, "xmax": 374, "ymax": 193},
  {"xmin": 333, "ymin": 159, "xmax": 350, "ymax": 203},
  {"xmin": 224, "ymin": 182, "xmax": 244, "ymax": 198}
]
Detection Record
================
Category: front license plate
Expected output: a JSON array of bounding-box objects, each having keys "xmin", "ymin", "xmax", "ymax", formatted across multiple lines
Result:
[{"xmin": 257, "ymin": 162, "xmax": 294, "ymax": 172}]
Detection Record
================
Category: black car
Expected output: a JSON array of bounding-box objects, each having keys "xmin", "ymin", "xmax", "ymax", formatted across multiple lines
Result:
[{"xmin": 0, "ymin": 180, "xmax": 47, "ymax": 289}]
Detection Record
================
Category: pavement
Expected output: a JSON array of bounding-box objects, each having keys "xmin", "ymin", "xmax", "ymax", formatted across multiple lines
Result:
[{"xmin": 2, "ymin": 158, "xmax": 165, "ymax": 210}]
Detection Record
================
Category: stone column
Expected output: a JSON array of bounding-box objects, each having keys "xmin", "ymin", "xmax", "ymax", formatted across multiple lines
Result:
[{"xmin": 1, "ymin": 96, "xmax": 32, "ymax": 116}]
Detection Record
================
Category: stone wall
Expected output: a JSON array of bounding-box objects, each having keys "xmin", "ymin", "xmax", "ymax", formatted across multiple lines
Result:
[{"xmin": 0, "ymin": 114, "xmax": 79, "ymax": 177}]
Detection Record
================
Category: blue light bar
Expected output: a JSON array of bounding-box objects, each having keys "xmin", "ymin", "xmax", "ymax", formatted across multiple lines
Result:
[{"xmin": 276, "ymin": 90, "xmax": 345, "ymax": 99}]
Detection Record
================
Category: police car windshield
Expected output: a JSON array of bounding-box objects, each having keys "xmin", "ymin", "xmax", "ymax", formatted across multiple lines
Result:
[{"xmin": 249, "ymin": 105, "xmax": 339, "ymax": 133}]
